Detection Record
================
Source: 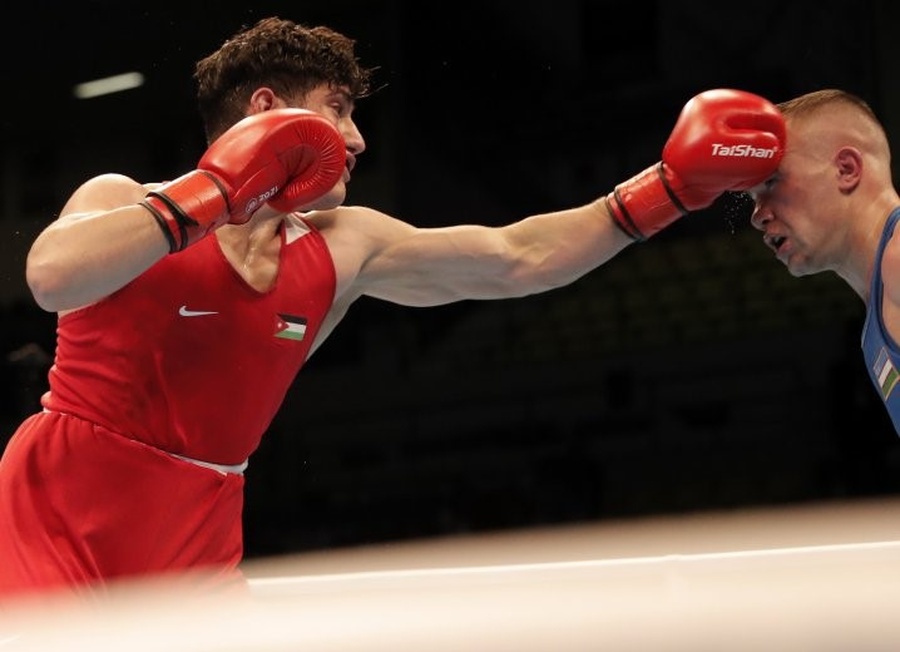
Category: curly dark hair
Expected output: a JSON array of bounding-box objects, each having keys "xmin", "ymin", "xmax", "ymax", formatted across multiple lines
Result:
[{"xmin": 194, "ymin": 16, "xmax": 373, "ymax": 142}]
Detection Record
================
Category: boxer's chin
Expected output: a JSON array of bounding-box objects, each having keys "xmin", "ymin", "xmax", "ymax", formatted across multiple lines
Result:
[
  {"xmin": 263, "ymin": 185, "xmax": 346, "ymax": 216},
  {"xmin": 304, "ymin": 185, "xmax": 346, "ymax": 210}
]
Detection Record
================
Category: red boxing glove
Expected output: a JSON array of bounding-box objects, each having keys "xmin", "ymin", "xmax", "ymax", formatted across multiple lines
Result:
[
  {"xmin": 606, "ymin": 89, "xmax": 785, "ymax": 240},
  {"xmin": 142, "ymin": 108, "xmax": 345, "ymax": 252}
]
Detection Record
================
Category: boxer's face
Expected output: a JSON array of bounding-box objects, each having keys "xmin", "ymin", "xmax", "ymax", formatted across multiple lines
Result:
[
  {"xmin": 266, "ymin": 84, "xmax": 366, "ymax": 211},
  {"xmin": 750, "ymin": 120, "xmax": 846, "ymax": 277}
]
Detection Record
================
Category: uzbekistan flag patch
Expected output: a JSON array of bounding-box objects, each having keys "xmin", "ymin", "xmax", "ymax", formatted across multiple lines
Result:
[{"xmin": 874, "ymin": 347, "xmax": 899, "ymax": 399}]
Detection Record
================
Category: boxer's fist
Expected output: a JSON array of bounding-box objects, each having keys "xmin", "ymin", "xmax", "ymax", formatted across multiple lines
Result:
[
  {"xmin": 607, "ymin": 89, "xmax": 785, "ymax": 240},
  {"xmin": 142, "ymin": 109, "xmax": 345, "ymax": 252}
]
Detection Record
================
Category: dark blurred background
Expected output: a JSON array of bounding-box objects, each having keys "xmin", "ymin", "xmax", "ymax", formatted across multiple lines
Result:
[{"xmin": 1, "ymin": 1, "xmax": 899, "ymax": 559}]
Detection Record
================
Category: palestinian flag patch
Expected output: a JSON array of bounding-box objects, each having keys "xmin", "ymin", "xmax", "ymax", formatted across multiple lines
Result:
[
  {"xmin": 874, "ymin": 347, "xmax": 899, "ymax": 399},
  {"xmin": 275, "ymin": 314, "xmax": 308, "ymax": 341}
]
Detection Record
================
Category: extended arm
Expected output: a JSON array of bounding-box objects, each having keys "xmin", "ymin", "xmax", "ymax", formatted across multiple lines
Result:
[
  {"xmin": 350, "ymin": 199, "xmax": 630, "ymax": 307},
  {"xmin": 346, "ymin": 89, "xmax": 785, "ymax": 307}
]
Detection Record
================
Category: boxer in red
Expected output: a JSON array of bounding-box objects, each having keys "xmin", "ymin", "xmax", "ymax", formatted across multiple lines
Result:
[{"xmin": 0, "ymin": 16, "xmax": 785, "ymax": 600}]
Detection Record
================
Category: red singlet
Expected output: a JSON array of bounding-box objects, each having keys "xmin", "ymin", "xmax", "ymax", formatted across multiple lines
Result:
[{"xmin": 0, "ymin": 221, "xmax": 335, "ymax": 599}]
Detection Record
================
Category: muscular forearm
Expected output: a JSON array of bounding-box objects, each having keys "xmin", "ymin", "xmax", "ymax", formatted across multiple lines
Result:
[
  {"xmin": 500, "ymin": 198, "xmax": 634, "ymax": 294},
  {"xmin": 26, "ymin": 205, "xmax": 169, "ymax": 312}
]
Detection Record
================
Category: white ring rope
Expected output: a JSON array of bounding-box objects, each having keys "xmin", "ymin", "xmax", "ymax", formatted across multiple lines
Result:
[{"xmin": 4, "ymin": 499, "xmax": 900, "ymax": 651}]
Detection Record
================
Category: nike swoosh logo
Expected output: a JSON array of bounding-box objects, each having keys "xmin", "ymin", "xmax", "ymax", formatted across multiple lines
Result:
[{"xmin": 178, "ymin": 305, "xmax": 219, "ymax": 317}]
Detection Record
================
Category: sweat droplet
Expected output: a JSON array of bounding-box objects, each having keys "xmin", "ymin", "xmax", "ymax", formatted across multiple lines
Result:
[{"xmin": 722, "ymin": 191, "xmax": 755, "ymax": 234}]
